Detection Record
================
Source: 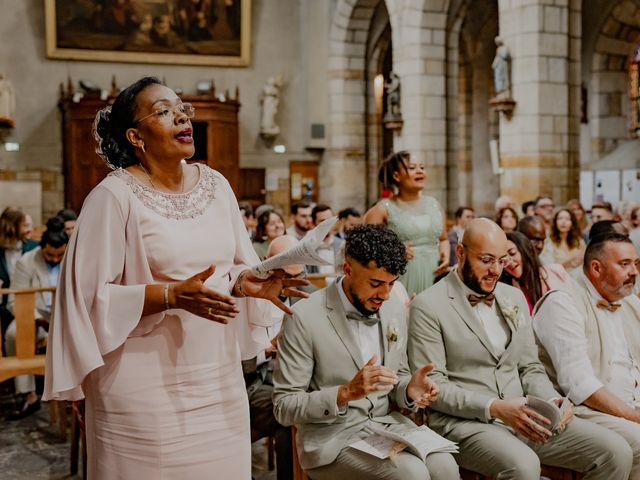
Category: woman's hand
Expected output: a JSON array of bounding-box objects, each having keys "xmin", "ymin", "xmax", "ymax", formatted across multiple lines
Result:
[
  {"xmin": 170, "ymin": 265, "xmax": 240, "ymax": 324},
  {"xmin": 237, "ymin": 269, "xmax": 310, "ymax": 314}
]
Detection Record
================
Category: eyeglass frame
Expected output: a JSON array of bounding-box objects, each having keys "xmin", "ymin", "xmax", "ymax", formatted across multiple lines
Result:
[
  {"xmin": 461, "ymin": 244, "xmax": 511, "ymax": 269},
  {"xmin": 134, "ymin": 102, "xmax": 195, "ymax": 126}
]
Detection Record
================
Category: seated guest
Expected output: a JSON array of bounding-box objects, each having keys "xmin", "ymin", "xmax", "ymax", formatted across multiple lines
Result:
[
  {"xmin": 56, "ymin": 208, "xmax": 77, "ymax": 238},
  {"xmin": 336, "ymin": 207, "xmax": 362, "ymax": 239},
  {"xmin": 238, "ymin": 201, "xmax": 256, "ymax": 238},
  {"xmin": 408, "ymin": 218, "xmax": 632, "ymax": 480},
  {"xmin": 449, "ymin": 206, "xmax": 475, "ymax": 267},
  {"xmin": 533, "ymin": 195, "xmax": 555, "ymax": 233},
  {"xmin": 522, "ymin": 200, "xmax": 536, "ymax": 217},
  {"xmin": 534, "ymin": 233, "xmax": 640, "ymax": 478},
  {"xmin": 567, "ymin": 199, "xmax": 590, "ymax": 237},
  {"xmin": 539, "ymin": 208, "xmax": 585, "ymax": 277},
  {"xmin": 309, "ymin": 204, "xmax": 339, "ymax": 275},
  {"xmin": 243, "ymin": 235, "xmax": 313, "ymax": 480},
  {"xmin": 252, "ymin": 209, "xmax": 286, "ymax": 260},
  {"xmin": 5, "ymin": 218, "xmax": 69, "ymax": 419},
  {"xmin": 501, "ymin": 231, "xmax": 571, "ymax": 313},
  {"xmin": 517, "ymin": 215, "xmax": 547, "ymax": 257},
  {"xmin": 588, "ymin": 202, "xmax": 615, "ymax": 232},
  {"xmin": 588, "ymin": 219, "xmax": 628, "ymax": 242},
  {"xmin": 287, "ymin": 201, "xmax": 313, "ymax": 240},
  {"xmin": 273, "ymin": 224, "xmax": 459, "ymax": 480},
  {"xmin": 0, "ymin": 207, "xmax": 38, "ymax": 348},
  {"xmin": 496, "ymin": 206, "xmax": 518, "ymax": 233}
]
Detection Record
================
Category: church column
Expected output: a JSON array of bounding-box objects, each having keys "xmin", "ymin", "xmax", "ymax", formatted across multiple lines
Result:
[
  {"xmin": 497, "ymin": 0, "xmax": 581, "ymax": 204},
  {"xmin": 386, "ymin": 0, "xmax": 448, "ymax": 206}
]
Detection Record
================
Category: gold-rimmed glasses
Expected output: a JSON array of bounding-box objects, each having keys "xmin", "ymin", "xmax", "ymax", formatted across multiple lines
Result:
[
  {"xmin": 134, "ymin": 103, "xmax": 195, "ymax": 125},
  {"xmin": 462, "ymin": 244, "xmax": 511, "ymax": 269}
]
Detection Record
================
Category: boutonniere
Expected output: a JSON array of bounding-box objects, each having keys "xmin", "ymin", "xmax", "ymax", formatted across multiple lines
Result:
[
  {"xmin": 501, "ymin": 302, "xmax": 521, "ymax": 330},
  {"xmin": 387, "ymin": 322, "xmax": 400, "ymax": 352}
]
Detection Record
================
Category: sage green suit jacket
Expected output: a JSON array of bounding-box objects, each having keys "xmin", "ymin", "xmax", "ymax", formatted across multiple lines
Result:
[
  {"xmin": 407, "ymin": 271, "xmax": 558, "ymax": 439},
  {"xmin": 273, "ymin": 281, "xmax": 417, "ymax": 470}
]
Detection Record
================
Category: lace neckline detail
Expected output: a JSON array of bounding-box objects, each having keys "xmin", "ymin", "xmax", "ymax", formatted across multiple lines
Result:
[{"xmin": 111, "ymin": 163, "xmax": 218, "ymax": 220}]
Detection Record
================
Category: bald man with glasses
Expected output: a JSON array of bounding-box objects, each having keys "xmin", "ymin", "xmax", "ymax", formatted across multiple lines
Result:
[{"xmin": 407, "ymin": 219, "xmax": 632, "ymax": 480}]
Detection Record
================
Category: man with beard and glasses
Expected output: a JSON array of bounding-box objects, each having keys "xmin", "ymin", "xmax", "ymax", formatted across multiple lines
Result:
[
  {"xmin": 273, "ymin": 224, "xmax": 460, "ymax": 480},
  {"xmin": 534, "ymin": 232, "xmax": 640, "ymax": 479},
  {"xmin": 5, "ymin": 217, "xmax": 68, "ymax": 419},
  {"xmin": 408, "ymin": 218, "xmax": 632, "ymax": 480}
]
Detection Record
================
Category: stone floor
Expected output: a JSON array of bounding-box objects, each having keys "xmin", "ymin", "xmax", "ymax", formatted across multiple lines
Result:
[{"xmin": 0, "ymin": 395, "xmax": 276, "ymax": 480}]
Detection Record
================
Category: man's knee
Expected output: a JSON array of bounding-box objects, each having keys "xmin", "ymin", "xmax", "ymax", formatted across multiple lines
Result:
[
  {"xmin": 390, "ymin": 452, "xmax": 431, "ymax": 480},
  {"xmin": 498, "ymin": 450, "xmax": 540, "ymax": 480},
  {"xmin": 424, "ymin": 452, "xmax": 459, "ymax": 480}
]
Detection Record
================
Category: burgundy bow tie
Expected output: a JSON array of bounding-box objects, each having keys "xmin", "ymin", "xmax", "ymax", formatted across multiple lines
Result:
[
  {"xmin": 468, "ymin": 293, "xmax": 495, "ymax": 308},
  {"xmin": 596, "ymin": 299, "xmax": 621, "ymax": 313}
]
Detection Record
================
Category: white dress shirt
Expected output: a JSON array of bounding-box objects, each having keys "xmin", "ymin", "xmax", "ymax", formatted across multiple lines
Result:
[
  {"xmin": 533, "ymin": 273, "xmax": 640, "ymax": 406},
  {"xmin": 336, "ymin": 277, "xmax": 383, "ymax": 366}
]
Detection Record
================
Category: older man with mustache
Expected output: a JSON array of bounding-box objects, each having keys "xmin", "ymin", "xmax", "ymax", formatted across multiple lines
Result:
[
  {"xmin": 534, "ymin": 232, "xmax": 640, "ymax": 479},
  {"xmin": 408, "ymin": 219, "xmax": 632, "ymax": 480}
]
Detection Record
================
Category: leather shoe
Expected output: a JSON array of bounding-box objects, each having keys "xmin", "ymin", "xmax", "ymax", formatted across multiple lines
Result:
[{"xmin": 6, "ymin": 397, "xmax": 40, "ymax": 420}]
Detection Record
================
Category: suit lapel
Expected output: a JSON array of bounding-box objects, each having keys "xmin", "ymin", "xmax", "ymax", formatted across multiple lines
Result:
[
  {"xmin": 325, "ymin": 282, "xmax": 364, "ymax": 369},
  {"xmin": 446, "ymin": 272, "xmax": 499, "ymax": 361}
]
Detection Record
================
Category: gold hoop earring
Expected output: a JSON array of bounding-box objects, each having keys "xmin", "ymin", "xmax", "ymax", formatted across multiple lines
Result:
[{"xmin": 141, "ymin": 144, "xmax": 146, "ymax": 153}]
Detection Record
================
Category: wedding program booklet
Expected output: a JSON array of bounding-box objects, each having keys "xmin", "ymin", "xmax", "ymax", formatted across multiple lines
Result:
[
  {"xmin": 349, "ymin": 425, "xmax": 458, "ymax": 462},
  {"xmin": 526, "ymin": 395, "xmax": 569, "ymax": 432}
]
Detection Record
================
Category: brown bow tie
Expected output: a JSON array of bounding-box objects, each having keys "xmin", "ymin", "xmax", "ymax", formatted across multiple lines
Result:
[
  {"xmin": 468, "ymin": 293, "xmax": 495, "ymax": 307},
  {"xmin": 596, "ymin": 299, "xmax": 621, "ymax": 313}
]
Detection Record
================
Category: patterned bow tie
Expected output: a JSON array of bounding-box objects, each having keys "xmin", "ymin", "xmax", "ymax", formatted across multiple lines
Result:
[
  {"xmin": 468, "ymin": 293, "xmax": 495, "ymax": 308},
  {"xmin": 596, "ymin": 299, "xmax": 621, "ymax": 313},
  {"xmin": 346, "ymin": 312, "xmax": 381, "ymax": 327}
]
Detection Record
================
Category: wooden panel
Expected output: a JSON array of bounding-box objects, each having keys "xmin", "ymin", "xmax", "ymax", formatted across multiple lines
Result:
[
  {"xmin": 289, "ymin": 161, "xmax": 319, "ymax": 204},
  {"xmin": 239, "ymin": 168, "xmax": 265, "ymax": 205}
]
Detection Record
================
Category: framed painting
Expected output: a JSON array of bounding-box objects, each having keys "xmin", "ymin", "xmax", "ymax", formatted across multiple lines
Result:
[{"xmin": 45, "ymin": 0, "xmax": 251, "ymax": 67}]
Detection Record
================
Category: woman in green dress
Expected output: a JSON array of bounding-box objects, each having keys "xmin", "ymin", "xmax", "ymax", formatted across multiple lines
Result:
[
  {"xmin": 252, "ymin": 209, "xmax": 285, "ymax": 260},
  {"xmin": 364, "ymin": 151, "xmax": 448, "ymax": 295}
]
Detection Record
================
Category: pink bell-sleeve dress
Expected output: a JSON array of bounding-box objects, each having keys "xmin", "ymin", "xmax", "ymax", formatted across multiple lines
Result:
[{"xmin": 44, "ymin": 164, "xmax": 272, "ymax": 479}]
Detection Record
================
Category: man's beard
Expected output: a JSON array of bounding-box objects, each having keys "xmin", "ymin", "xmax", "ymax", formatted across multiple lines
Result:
[
  {"xmin": 296, "ymin": 221, "xmax": 311, "ymax": 232},
  {"xmin": 45, "ymin": 260, "xmax": 60, "ymax": 267},
  {"xmin": 348, "ymin": 284, "xmax": 380, "ymax": 317},
  {"xmin": 604, "ymin": 275, "xmax": 637, "ymax": 299},
  {"xmin": 461, "ymin": 260, "xmax": 496, "ymax": 295}
]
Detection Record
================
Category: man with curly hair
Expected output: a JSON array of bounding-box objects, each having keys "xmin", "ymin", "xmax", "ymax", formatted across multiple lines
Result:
[{"xmin": 273, "ymin": 224, "xmax": 459, "ymax": 479}]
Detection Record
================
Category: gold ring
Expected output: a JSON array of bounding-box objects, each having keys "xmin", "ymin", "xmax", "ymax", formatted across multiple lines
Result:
[{"xmin": 208, "ymin": 307, "xmax": 214, "ymax": 316}]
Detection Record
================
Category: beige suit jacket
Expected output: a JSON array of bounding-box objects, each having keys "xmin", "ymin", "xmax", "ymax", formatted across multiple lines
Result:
[
  {"xmin": 8, "ymin": 247, "xmax": 51, "ymax": 318},
  {"xmin": 408, "ymin": 271, "xmax": 558, "ymax": 438},
  {"xmin": 273, "ymin": 281, "xmax": 418, "ymax": 470}
]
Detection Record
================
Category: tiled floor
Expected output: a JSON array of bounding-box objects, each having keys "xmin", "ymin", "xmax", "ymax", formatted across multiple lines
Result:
[{"xmin": 0, "ymin": 399, "xmax": 276, "ymax": 480}]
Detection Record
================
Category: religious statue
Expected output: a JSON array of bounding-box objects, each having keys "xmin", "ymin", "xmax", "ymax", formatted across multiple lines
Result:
[
  {"xmin": 260, "ymin": 76, "xmax": 283, "ymax": 138},
  {"xmin": 0, "ymin": 73, "xmax": 16, "ymax": 128},
  {"xmin": 492, "ymin": 37, "xmax": 511, "ymax": 96},
  {"xmin": 384, "ymin": 72, "xmax": 401, "ymax": 120}
]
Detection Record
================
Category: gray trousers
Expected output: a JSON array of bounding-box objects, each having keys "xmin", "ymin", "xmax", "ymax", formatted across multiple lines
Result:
[{"xmin": 450, "ymin": 417, "xmax": 632, "ymax": 480}]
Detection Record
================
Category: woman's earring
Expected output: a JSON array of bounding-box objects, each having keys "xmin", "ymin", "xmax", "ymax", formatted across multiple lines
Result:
[{"xmin": 141, "ymin": 143, "xmax": 146, "ymax": 153}]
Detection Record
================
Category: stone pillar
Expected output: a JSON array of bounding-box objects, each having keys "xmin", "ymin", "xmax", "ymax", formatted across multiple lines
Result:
[
  {"xmin": 387, "ymin": 0, "xmax": 448, "ymax": 207},
  {"xmin": 497, "ymin": 0, "xmax": 580, "ymax": 204}
]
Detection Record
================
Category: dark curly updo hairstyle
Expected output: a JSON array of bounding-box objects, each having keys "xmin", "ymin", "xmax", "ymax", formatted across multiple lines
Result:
[
  {"xmin": 378, "ymin": 150, "xmax": 411, "ymax": 190},
  {"xmin": 344, "ymin": 224, "xmax": 407, "ymax": 276},
  {"xmin": 93, "ymin": 76, "xmax": 162, "ymax": 169}
]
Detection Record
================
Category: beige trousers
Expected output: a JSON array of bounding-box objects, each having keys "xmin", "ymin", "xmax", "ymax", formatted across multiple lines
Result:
[
  {"xmin": 449, "ymin": 417, "xmax": 632, "ymax": 480},
  {"xmin": 578, "ymin": 407, "xmax": 640, "ymax": 480},
  {"xmin": 4, "ymin": 320, "xmax": 47, "ymax": 393}
]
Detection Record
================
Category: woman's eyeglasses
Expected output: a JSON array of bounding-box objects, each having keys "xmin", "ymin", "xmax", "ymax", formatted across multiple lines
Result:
[{"xmin": 135, "ymin": 103, "xmax": 195, "ymax": 125}]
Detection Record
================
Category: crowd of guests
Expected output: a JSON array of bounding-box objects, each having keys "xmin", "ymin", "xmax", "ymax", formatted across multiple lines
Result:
[
  {"xmin": 236, "ymin": 151, "xmax": 640, "ymax": 480},
  {"xmin": 5, "ymin": 76, "xmax": 640, "ymax": 480},
  {"xmin": 0, "ymin": 207, "xmax": 76, "ymax": 419}
]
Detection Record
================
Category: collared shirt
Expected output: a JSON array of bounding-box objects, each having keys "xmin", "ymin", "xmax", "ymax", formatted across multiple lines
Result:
[
  {"xmin": 453, "ymin": 269, "xmax": 510, "ymax": 419},
  {"xmin": 336, "ymin": 276, "xmax": 382, "ymax": 366},
  {"xmin": 533, "ymin": 272, "xmax": 640, "ymax": 406},
  {"xmin": 44, "ymin": 262, "xmax": 61, "ymax": 309},
  {"xmin": 453, "ymin": 270, "xmax": 509, "ymax": 357}
]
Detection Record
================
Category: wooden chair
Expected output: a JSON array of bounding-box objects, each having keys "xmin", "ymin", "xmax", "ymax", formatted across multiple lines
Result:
[
  {"xmin": 291, "ymin": 426, "xmax": 309, "ymax": 480},
  {"xmin": 305, "ymin": 274, "xmax": 336, "ymax": 290},
  {"xmin": 0, "ymin": 288, "xmax": 69, "ymax": 452}
]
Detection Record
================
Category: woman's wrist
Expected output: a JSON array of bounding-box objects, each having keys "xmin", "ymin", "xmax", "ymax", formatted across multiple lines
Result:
[
  {"xmin": 165, "ymin": 283, "xmax": 177, "ymax": 309},
  {"xmin": 233, "ymin": 270, "xmax": 249, "ymax": 298}
]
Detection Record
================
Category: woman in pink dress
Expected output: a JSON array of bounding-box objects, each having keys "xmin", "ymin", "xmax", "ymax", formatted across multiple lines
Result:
[
  {"xmin": 500, "ymin": 231, "xmax": 572, "ymax": 313},
  {"xmin": 43, "ymin": 77, "xmax": 307, "ymax": 479}
]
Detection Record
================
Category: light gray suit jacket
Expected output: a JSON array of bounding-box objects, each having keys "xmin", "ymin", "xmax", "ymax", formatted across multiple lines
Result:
[
  {"xmin": 8, "ymin": 247, "xmax": 52, "ymax": 319},
  {"xmin": 408, "ymin": 271, "xmax": 558, "ymax": 440},
  {"xmin": 273, "ymin": 281, "xmax": 417, "ymax": 470}
]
